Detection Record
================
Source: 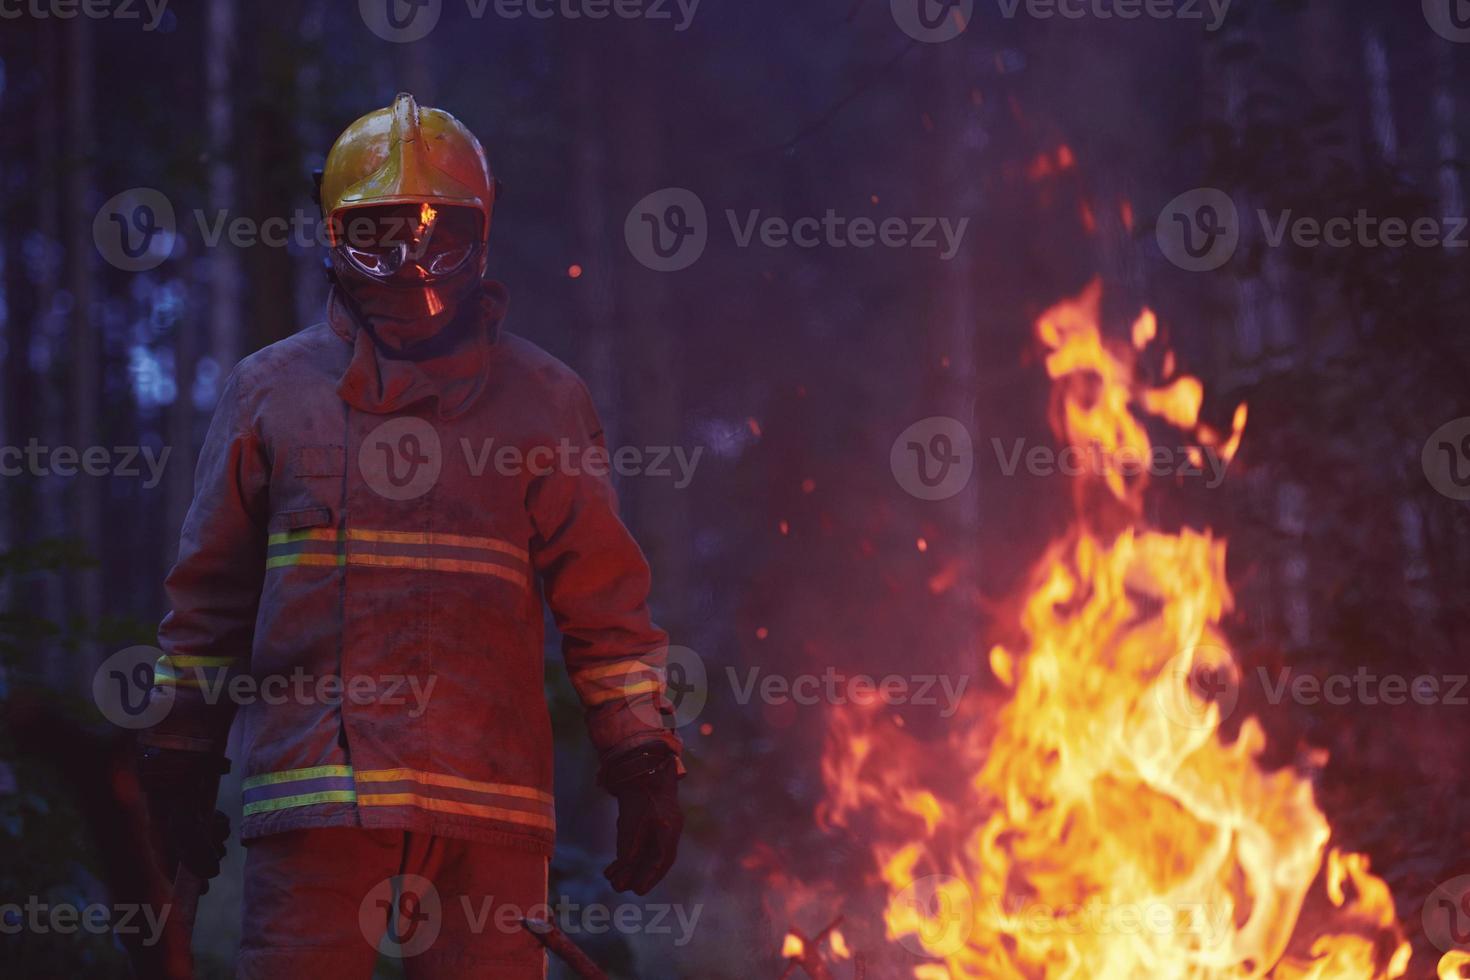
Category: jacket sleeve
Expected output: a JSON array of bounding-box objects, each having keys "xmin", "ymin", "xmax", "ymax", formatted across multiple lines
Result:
[
  {"xmin": 140, "ymin": 367, "xmax": 270, "ymax": 755},
  {"xmin": 527, "ymin": 379, "xmax": 683, "ymax": 766}
]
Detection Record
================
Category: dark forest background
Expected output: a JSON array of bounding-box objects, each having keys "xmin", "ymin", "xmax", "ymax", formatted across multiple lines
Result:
[{"xmin": 1, "ymin": 0, "xmax": 1469, "ymax": 976}]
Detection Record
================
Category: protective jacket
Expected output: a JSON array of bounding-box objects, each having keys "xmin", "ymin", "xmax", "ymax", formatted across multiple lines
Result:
[{"xmin": 141, "ymin": 283, "xmax": 681, "ymax": 856}]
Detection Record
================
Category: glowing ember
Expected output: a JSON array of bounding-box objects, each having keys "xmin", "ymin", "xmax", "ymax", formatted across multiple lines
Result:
[{"xmin": 815, "ymin": 281, "xmax": 1414, "ymax": 978}]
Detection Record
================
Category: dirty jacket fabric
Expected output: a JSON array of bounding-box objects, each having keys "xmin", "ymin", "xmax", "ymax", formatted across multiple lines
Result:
[{"xmin": 142, "ymin": 284, "xmax": 681, "ymax": 855}]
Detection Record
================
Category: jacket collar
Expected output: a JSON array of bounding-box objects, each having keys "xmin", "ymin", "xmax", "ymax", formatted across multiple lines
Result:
[{"xmin": 328, "ymin": 280, "xmax": 509, "ymax": 420}]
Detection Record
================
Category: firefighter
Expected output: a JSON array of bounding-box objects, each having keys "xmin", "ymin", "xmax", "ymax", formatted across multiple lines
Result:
[{"xmin": 135, "ymin": 93, "xmax": 684, "ymax": 978}]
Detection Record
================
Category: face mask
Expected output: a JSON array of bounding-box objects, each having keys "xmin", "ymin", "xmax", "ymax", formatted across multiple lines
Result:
[{"xmin": 330, "ymin": 203, "xmax": 486, "ymax": 351}]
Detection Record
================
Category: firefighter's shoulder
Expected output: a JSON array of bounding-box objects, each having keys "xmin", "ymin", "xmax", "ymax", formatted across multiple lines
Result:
[{"xmin": 494, "ymin": 328, "xmax": 595, "ymax": 408}]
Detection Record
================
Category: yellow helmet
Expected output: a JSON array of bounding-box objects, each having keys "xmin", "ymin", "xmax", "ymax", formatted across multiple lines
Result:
[{"xmin": 321, "ymin": 92, "xmax": 496, "ymax": 245}]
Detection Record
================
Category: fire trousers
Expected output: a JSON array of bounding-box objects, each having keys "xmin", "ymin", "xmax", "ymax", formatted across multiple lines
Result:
[{"xmin": 237, "ymin": 828, "xmax": 549, "ymax": 979}]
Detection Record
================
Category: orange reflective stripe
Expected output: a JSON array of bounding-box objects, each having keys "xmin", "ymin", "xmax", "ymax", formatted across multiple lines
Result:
[
  {"xmin": 346, "ymin": 528, "xmax": 528, "ymax": 562},
  {"xmin": 581, "ymin": 679, "xmax": 662, "ymax": 706},
  {"xmin": 346, "ymin": 552, "xmax": 527, "ymax": 587},
  {"xmin": 575, "ymin": 659, "xmax": 660, "ymax": 683},
  {"xmin": 356, "ymin": 768, "xmax": 554, "ymax": 805},
  {"xmin": 356, "ymin": 793, "xmax": 556, "ymax": 831}
]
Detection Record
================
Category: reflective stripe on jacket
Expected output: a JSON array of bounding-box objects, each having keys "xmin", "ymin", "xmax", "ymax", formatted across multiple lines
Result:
[{"xmin": 142, "ymin": 286, "xmax": 681, "ymax": 854}]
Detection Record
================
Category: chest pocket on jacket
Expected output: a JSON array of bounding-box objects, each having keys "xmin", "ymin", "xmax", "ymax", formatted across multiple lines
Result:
[{"xmin": 272, "ymin": 444, "xmax": 345, "ymax": 519}]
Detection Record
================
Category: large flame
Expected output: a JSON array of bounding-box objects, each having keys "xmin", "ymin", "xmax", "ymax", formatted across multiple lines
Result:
[{"xmin": 817, "ymin": 281, "xmax": 1413, "ymax": 979}]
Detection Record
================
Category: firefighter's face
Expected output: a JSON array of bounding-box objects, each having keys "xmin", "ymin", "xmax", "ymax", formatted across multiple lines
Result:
[{"xmin": 330, "ymin": 202, "xmax": 486, "ymax": 348}]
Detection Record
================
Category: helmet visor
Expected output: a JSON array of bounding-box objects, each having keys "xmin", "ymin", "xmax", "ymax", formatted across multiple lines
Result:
[{"xmin": 333, "ymin": 203, "xmax": 483, "ymax": 283}]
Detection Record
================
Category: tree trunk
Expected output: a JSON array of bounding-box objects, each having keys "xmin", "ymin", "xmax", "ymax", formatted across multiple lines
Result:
[{"xmin": 66, "ymin": 16, "xmax": 101, "ymax": 687}]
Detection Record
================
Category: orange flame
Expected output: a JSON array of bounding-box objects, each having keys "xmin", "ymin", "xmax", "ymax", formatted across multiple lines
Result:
[{"xmin": 818, "ymin": 281, "xmax": 1409, "ymax": 978}]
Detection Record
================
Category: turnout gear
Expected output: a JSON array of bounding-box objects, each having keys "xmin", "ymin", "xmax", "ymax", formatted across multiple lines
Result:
[
  {"xmin": 602, "ymin": 742, "xmax": 683, "ymax": 895},
  {"xmin": 136, "ymin": 745, "xmax": 231, "ymax": 890},
  {"xmin": 141, "ymin": 276, "xmax": 682, "ymax": 855},
  {"xmin": 322, "ymin": 92, "xmax": 498, "ymax": 348},
  {"xmin": 145, "ymin": 97, "xmax": 684, "ymax": 975},
  {"xmin": 239, "ymin": 828, "xmax": 549, "ymax": 978}
]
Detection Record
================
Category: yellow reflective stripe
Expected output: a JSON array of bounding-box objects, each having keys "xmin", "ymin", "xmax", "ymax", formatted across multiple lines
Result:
[
  {"xmin": 356, "ymin": 768, "xmax": 555, "ymax": 805},
  {"xmin": 165, "ymin": 655, "xmax": 238, "ymax": 668},
  {"xmin": 347, "ymin": 528, "xmax": 528, "ymax": 562},
  {"xmin": 266, "ymin": 552, "xmax": 346, "ymax": 569},
  {"xmin": 346, "ymin": 552, "xmax": 526, "ymax": 586},
  {"xmin": 154, "ymin": 675, "xmax": 205, "ymax": 688},
  {"xmin": 356, "ymin": 793, "xmax": 555, "ymax": 832},
  {"xmin": 582, "ymin": 679, "xmax": 662, "ymax": 706},
  {"xmin": 243, "ymin": 789, "xmax": 357, "ymax": 816},
  {"xmin": 242, "ymin": 764, "xmax": 354, "ymax": 791},
  {"xmin": 575, "ymin": 659, "xmax": 659, "ymax": 683},
  {"xmin": 266, "ymin": 528, "xmax": 343, "ymax": 546}
]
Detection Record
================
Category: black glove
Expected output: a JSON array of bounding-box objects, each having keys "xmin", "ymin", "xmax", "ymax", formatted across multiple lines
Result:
[
  {"xmin": 602, "ymin": 743, "xmax": 683, "ymax": 895},
  {"xmin": 136, "ymin": 745, "xmax": 231, "ymax": 892}
]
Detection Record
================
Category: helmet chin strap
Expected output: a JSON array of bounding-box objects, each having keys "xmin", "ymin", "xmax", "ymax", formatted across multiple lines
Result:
[{"xmin": 328, "ymin": 262, "xmax": 485, "ymax": 362}]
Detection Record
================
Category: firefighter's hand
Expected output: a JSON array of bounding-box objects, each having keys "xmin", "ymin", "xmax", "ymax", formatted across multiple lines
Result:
[
  {"xmin": 136, "ymin": 745, "xmax": 231, "ymax": 892},
  {"xmin": 602, "ymin": 743, "xmax": 683, "ymax": 895}
]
